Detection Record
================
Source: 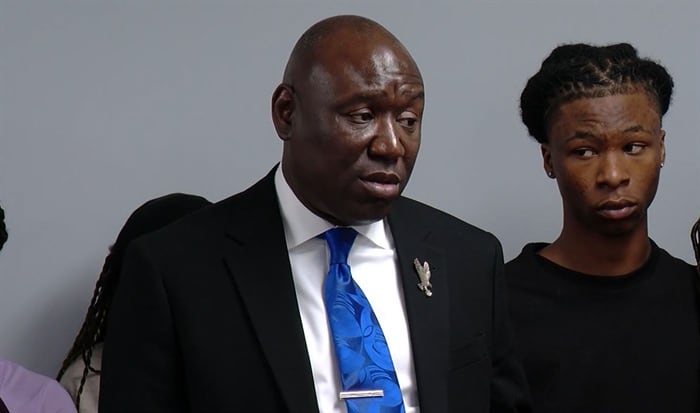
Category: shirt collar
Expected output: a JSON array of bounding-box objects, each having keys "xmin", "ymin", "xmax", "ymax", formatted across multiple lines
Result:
[{"xmin": 274, "ymin": 165, "xmax": 392, "ymax": 251}]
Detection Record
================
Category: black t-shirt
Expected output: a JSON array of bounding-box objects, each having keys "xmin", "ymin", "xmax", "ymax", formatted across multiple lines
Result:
[{"xmin": 506, "ymin": 241, "xmax": 700, "ymax": 413}]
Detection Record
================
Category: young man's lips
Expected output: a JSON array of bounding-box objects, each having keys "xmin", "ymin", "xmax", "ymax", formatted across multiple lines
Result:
[{"xmin": 596, "ymin": 200, "xmax": 638, "ymax": 220}]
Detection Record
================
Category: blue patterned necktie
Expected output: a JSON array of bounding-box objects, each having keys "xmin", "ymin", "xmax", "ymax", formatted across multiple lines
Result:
[{"xmin": 321, "ymin": 227, "xmax": 405, "ymax": 413}]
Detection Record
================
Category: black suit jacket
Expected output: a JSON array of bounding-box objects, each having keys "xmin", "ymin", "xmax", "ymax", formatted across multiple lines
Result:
[{"xmin": 100, "ymin": 167, "xmax": 530, "ymax": 413}]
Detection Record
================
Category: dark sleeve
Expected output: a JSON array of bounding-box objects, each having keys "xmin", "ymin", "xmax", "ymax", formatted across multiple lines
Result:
[
  {"xmin": 489, "ymin": 241, "xmax": 532, "ymax": 413},
  {"xmin": 99, "ymin": 241, "xmax": 188, "ymax": 413}
]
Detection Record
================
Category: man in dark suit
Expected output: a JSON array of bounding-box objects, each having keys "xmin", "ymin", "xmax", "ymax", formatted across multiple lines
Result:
[{"xmin": 99, "ymin": 15, "xmax": 530, "ymax": 413}]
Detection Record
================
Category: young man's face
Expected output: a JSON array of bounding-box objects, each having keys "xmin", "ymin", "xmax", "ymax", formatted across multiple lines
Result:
[{"xmin": 542, "ymin": 92, "xmax": 665, "ymax": 237}]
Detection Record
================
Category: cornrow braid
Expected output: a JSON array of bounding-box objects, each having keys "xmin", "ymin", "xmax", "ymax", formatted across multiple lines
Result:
[{"xmin": 520, "ymin": 42, "xmax": 674, "ymax": 144}]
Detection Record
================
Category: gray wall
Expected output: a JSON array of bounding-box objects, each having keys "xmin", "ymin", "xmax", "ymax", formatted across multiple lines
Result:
[{"xmin": 1, "ymin": 0, "xmax": 698, "ymax": 376}]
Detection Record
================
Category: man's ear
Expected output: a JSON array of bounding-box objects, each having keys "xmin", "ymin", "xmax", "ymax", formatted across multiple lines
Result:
[
  {"xmin": 271, "ymin": 84, "xmax": 295, "ymax": 141},
  {"xmin": 541, "ymin": 144, "xmax": 555, "ymax": 179},
  {"xmin": 659, "ymin": 129, "xmax": 666, "ymax": 166}
]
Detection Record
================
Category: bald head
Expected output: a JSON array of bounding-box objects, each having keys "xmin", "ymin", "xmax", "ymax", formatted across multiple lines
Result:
[
  {"xmin": 282, "ymin": 15, "xmax": 420, "ymax": 87},
  {"xmin": 270, "ymin": 15, "xmax": 425, "ymax": 225}
]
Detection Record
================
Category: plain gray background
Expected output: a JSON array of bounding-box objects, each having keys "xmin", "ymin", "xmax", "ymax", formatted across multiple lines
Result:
[{"xmin": 1, "ymin": 0, "xmax": 698, "ymax": 376}]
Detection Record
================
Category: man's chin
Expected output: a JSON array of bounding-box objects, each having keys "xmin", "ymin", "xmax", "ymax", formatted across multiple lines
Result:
[
  {"xmin": 596, "ymin": 216, "xmax": 646, "ymax": 238},
  {"xmin": 336, "ymin": 202, "xmax": 394, "ymax": 226}
]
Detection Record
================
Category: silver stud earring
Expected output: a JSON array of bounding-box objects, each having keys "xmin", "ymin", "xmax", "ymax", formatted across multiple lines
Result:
[
  {"xmin": 547, "ymin": 171, "xmax": 556, "ymax": 178},
  {"xmin": 660, "ymin": 162, "xmax": 665, "ymax": 168}
]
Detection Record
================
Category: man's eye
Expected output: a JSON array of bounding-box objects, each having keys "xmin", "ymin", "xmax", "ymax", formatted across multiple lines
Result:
[
  {"xmin": 349, "ymin": 112, "xmax": 373, "ymax": 123},
  {"xmin": 397, "ymin": 111, "xmax": 419, "ymax": 128},
  {"xmin": 398, "ymin": 117, "xmax": 417, "ymax": 128},
  {"xmin": 624, "ymin": 143, "xmax": 645, "ymax": 154},
  {"xmin": 573, "ymin": 148, "xmax": 595, "ymax": 158}
]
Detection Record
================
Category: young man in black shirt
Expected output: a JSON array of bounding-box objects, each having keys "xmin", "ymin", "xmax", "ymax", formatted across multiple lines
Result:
[{"xmin": 507, "ymin": 43, "xmax": 699, "ymax": 413}]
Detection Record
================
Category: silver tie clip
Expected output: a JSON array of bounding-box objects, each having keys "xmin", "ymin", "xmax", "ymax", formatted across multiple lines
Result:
[{"xmin": 339, "ymin": 389, "xmax": 384, "ymax": 399}]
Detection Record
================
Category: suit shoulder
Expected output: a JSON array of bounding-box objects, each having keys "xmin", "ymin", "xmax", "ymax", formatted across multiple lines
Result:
[
  {"xmin": 133, "ymin": 201, "xmax": 221, "ymax": 248},
  {"xmin": 135, "ymin": 171, "xmax": 276, "ymax": 249},
  {"xmin": 392, "ymin": 196, "xmax": 500, "ymax": 247}
]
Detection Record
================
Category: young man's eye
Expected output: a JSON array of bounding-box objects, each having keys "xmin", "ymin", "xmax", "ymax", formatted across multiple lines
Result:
[{"xmin": 573, "ymin": 148, "xmax": 595, "ymax": 158}]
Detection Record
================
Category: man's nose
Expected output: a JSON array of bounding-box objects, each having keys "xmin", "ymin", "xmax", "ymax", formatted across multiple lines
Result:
[
  {"xmin": 596, "ymin": 152, "xmax": 630, "ymax": 188},
  {"xmin": 369, "ymin": 116, "xmax": 405, "ymax": 159}
]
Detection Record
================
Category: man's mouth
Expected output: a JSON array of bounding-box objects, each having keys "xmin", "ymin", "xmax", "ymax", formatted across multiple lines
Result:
[
  {"xmin": 596, "ymin": 199, "xmax": 638, "ymax": 220},
  {"xmin": 360, "ymin": 172, "xmax": 401, "ymax": 199}
]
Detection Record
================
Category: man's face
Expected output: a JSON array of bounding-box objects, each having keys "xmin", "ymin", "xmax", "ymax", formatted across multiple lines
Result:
[
  {"xmin": 280, "ymin": 35, "xmax": 424, "ymax": 226},
  {"xmin": 543, "ymin": 92, "xmax": 665, "ymax": 237}
]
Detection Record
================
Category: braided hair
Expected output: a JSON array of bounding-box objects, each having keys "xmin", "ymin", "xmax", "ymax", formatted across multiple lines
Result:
[
  {"xmin": 520, "ymin": 42, "xmax": 674, "ymax": 144},
  {"xmin": 56, "ymin": 193, "xmax": 211, "ymax": 411}
]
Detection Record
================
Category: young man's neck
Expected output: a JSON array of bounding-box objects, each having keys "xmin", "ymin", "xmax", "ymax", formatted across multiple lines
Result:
[{"xmin": 540, "ymin": 220, "xmax": 651, "ymax": 276}]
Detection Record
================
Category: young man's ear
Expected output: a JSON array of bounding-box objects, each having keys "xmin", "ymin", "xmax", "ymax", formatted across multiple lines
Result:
[
  {"xmin": 541, "ymin": 144, "xmax": 555, "ymax": 179},
  {"xmin": 271, "ymin": 84, "xmax": 295, "ymax": 141},
  {"xmin": 659, "ymin": 129, "xmax": 666, "ymax": 167}
]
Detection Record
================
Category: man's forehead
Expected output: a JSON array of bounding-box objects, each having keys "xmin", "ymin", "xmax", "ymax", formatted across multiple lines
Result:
[
  {"xmin": 305, "ymin": 53, "xmax": 422, "ymax": 94},
  {"xmin": 313, "ymin": 39, "xmax": 420, "ymax": 77}
]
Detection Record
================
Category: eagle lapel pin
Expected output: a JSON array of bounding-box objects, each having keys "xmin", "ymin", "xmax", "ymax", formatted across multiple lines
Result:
[{"xmin": 413, "ymin": 258, "xmax": 433, "ymax": 297}]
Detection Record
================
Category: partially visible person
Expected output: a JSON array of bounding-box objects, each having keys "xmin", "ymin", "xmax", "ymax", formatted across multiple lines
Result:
[
  {"xmin": 692, "ymin": 215, "xmax": 699, "ymax": 275},
  {"xmin": 0, "ymin": 204, "xmax": 77, "ymax": 413},
  {"xmin": 507, "ymin": 42, "xmax": 699, "ymax": 413},
  {"xmin": 0, "ymin": 205, "xmax": 6, "ymax": 251},
  {"xmin": 56, "ymin": 193, "xmax": 211, "ymax": 413}
]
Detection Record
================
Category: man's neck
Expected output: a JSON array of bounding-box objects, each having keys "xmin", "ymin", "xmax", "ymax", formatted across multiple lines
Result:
[{"xmin": 540, "ymin": 221, "xmax": 651, "ymax": 276}]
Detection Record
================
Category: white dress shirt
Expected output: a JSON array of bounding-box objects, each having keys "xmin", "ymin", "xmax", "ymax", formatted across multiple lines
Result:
[{"xmin": 274, "ymin": 167, "xmax": 419, "ymax": 413}]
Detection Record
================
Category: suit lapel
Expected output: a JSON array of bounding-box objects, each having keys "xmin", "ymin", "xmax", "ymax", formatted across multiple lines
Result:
[
  {"xmin": 221, "ymin": 169, "xmax": 319, "ymax": 413},
  {"xmin": 389, "ymin": 199, "xmax": 449, "ymax": 413}
]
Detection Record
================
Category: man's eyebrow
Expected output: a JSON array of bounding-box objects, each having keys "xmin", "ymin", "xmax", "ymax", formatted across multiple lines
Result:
[
  {"xmin": 338, "ymin": 88, "xmax": 424, "ymax": 106},
  {"xmin": 564, "ymin": 125, "xmax": 653, "ymax": 143},
  {"xmin": 335, "ymin": 91, "xmax": 385, "ymax": 107},
  {"xmin": 400, "ymin": 89, "xmax": 425, "ymax": 99},
  {"xmin": 622, "ymin": 125, "xmax": 652, "ymax": 134},
  {"xmin": 565, "ymin": 131, "xmax": 597, "ymax": 142}
]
